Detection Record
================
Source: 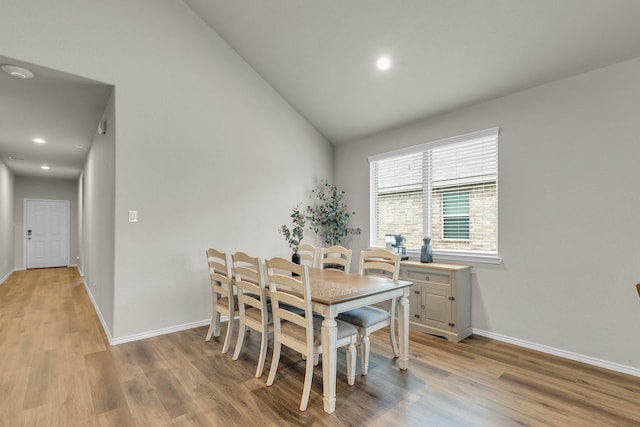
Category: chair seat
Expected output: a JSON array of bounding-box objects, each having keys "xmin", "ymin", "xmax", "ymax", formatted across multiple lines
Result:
[
  {"xmin": 244, "ymin": 305, "xmax": 272, "ymax": 323},
  {"xmin": 281, "ymin": 317, "xmax": 357, "ymax": 346},
  {"xmin": 219, "ymin": 293, "xmax": 257, "ymax": 311},
  {"xmin": 279, "ymin": 302, "xmax": 305, "ymax": 316},
  {"xmin": 337, "ymin": 306, "xmax": 390, "ymax": 328},
  {"xmin": 216, "ymin": 294, "xmax": 239, "ymax": 310}
]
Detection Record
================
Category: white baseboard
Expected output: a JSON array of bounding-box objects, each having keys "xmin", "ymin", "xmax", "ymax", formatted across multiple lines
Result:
[
  {"xmin": 63, "ymin": 280, "xmax": 640, "ymax": 378},
  {"xmin": 0, "ymin": 267, "xmax": 27, "ymax": 284},
  {"xmin": 473, "ymin": 328, "xmax": 640, "ymax": 378},
  {"xmin": 78, "ymin": 271, "xmax": 214, "ymax": 346},
  {"xmin": 110, "ymin": 319, "xmax": 212, "ymax": 346},
  {"xmin": 0, "ymin": 268, "xmax": 15, "ymax": 285},
  {"xmin": 81, "ymin": 276, "xmax": 115, "ymax": 345}
]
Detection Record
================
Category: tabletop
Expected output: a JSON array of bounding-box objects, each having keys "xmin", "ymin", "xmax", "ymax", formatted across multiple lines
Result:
[{"xmin": 307, "ymin": 268, "xmax": 413, "ymax": 305}]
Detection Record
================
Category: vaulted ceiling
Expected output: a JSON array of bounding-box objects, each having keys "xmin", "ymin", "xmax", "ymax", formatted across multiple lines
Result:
[
  {"xmin": 3, "ymin": 0, "xmax": 640, "ymax": 178},
  {"xmin": 184, "ymin": 0, "xmax": 640, "ymax": 143}
]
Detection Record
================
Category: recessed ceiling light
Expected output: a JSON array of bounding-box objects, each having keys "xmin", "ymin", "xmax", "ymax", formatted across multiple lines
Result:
[
  {"xmin": 41, "ymin": 165, "xmax": 50, "ymax": 170},
  {"xmin": 33, "ymin": 138, "xmax": 46, "ymax": 144},
  {"xmin": 74, "ymin": 144, "xmax": 84, "ymax": 149},
  {"xmin": 376, "ymin": 56, "xmax": 392, "ymax": 71},
  {"xmin": 1, "ymin": 64, "xmax": 35, "ymax": 79}
]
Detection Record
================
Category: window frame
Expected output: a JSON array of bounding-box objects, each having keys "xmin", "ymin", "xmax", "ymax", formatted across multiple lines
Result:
[{"xmin": 369, "ymin": 127, "xmax": 502, "ymax": 265}]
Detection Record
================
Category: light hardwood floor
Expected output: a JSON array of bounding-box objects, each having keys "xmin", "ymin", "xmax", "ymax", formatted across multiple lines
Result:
[{"xmin": 1, "ymin": 267, "xmax": 638, "ymax": 426}]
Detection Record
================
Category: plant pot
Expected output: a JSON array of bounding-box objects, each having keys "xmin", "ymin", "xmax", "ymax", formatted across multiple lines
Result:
[{"xmin": 292, "ymin": 252, "xmax": 300, "ymax": 276}]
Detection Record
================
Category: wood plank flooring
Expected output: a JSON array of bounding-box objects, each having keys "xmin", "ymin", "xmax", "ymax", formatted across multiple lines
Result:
[{"xmin": 1, "ymin": 267, "xmax": 638, "ymax": 426}]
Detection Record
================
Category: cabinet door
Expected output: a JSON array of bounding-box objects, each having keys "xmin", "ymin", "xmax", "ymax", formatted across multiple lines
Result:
[
  {"xmin": 421, "ymin": 283, "xmax": 452, "ymax": 331},
  {"xmin": 409, "ymin": 287, "xmax": 423, "ymax": 322}
]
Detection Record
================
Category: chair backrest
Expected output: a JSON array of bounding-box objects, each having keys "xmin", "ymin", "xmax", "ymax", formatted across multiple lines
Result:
[
  {"xmin": 266, "ymin": 257, "xmax": 314, "ymax": 353},
  {"xmin": 298, "ymin": 244, "xmax": 319, "ymax": 268},
  {"xmin": 232, "ymin": 251, "xmax": 267, "ymax": 315},
  {"xmin": 320, "ymin": 245, "xmax": 352, "ymax": 272},
  {"xmin": 206, "ymin": 248, "xmax": 233, "ymax": 299},
  {"xmin": 358, "ymin": 248, "xmax": 401, "ymax": 281},
  {"xmin": 637, "ymin": 283, "xmax": 640, "ymax": 298}
]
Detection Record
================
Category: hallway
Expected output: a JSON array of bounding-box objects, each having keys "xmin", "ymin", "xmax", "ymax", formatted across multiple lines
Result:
[{"xmin": 0, "ymin": 268, "xmax": 110, "ymax": 424}]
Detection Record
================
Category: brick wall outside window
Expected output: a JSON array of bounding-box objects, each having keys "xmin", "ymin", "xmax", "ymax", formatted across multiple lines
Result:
[{"xmin": 376, "ymin": 182, "xmax": 496, "ymax": 252}]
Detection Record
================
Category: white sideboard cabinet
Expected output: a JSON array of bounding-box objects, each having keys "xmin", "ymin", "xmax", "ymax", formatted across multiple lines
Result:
[{"xmin": 400, "ymin": 261, "xmax": 472, "ymax": 342}]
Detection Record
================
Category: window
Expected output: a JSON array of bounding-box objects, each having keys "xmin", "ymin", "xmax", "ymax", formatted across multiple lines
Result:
[
  {"xmin": 369, "ymin": 127, "xmax": 499, "ymax": 262},
  {"xmin": 442, "ymin": 191, "xmax": 470, "ymax": 240}
]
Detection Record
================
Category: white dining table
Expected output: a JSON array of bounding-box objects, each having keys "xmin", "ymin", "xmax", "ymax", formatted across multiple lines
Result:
[{"xmin": 307, "ymin": 268, "xmax": 413, "ymax": 414}]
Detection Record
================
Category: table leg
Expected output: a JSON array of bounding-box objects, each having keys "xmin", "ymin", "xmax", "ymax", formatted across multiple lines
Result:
[
  {"xmin": 398, "ymin": 290, "xmax": 409, "ymax": 370},
  {"xmin": 321, "ymin": 314, "xmax": 337, "ymax": 414}
]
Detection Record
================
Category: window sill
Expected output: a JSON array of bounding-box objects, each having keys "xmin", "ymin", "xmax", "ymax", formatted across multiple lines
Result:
[{"xmin": 405, "ymin": 249, "xmax": 502, "ymax": 265}]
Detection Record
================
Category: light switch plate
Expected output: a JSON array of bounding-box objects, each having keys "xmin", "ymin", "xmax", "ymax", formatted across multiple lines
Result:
[{"xmin": 128, "ymin": 210, "xmax": 138, "ymax": 223}]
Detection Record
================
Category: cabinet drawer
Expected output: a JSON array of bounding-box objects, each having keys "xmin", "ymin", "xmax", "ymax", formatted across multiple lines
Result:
[{"xmin": 404, "ymin": 268, "xmax": 451, "ymax": 285}]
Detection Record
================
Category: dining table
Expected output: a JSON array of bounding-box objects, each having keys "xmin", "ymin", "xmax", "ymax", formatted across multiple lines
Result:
[{"xmin": 306, "ymin": 267, "xmax": 413, "ymax": 414}]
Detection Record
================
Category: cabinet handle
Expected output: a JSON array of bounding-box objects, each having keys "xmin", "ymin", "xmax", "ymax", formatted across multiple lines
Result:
[{"xmin": 425, "ymin": 276, "xmax": 430, "ymax": 281}]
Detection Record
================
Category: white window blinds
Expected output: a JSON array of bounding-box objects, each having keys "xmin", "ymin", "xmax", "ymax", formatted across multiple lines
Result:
[{"xmin": 369, "ymin": 127, "xmax": 499, "ymax": 257}]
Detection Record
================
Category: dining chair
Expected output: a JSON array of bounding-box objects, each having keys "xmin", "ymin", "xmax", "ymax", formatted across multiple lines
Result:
[
  {"xmin": 265, "ymin": 257, "xmax": 357, "ymax": 411},
  {"xmin": 320, "ymin": 245, "xmax": 353, "ymax": 272},
  {"xmin": 636, "ymin": 283, "xmax": 640, "ymax": 298},
  {"xmin": 298, "ymin": 243, "xmax": 319, "ymax": 268},
  {"xmin": 204, "ymin": 248, "xmax": 237, "ymax": 354},
  {"xmin": 337, "ymin": 248, "xmax": 401, "ymax": 375},
  {"xmin": 231, "ymin": 251, "xmax": 272, "ymax": 377}
]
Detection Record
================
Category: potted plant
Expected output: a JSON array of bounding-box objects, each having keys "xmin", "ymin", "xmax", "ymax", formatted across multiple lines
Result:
[
  {"xmin": 279, "ymin": 204, "xmax": 306, "ymax": 264},
  {"xmin": 306, "ymin": 180, "xmax": 361, "ymax": 247}
]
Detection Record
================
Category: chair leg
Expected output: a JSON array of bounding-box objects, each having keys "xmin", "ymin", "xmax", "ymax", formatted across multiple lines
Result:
[
  {"xmin": 232, "ymin": 319, "xmax": 246, "ymax": 361},
  {"xmin": 347, "ymin": 342, "xmax": 356, "ymax": 386},
  {"xmin": 266, "ymin": 341, "xmax": 281, "ymax": 386},
  {"xmin": 255, "ymin": 329, "xmax": 268, "ymax": 378},
  {"xmin": 221, "ymin": 315, "xmax": 234, "ymax": 354},
  {"xmin": 205, "ymin": 309, "xmax": 221, "ymax": 341},
  {"xmin": 299, "ymin": 354, "xmax": 315, "ymax": 411},
  {"xmin": 389, "ymin": 318, "xmax": 399, "ymax": 358},
  {"xmin": 360, "ymin": 334, "xmax": 370, "ymax": 376}
]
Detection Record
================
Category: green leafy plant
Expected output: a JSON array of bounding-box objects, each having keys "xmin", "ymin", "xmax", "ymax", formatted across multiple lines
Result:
[
  {"xmin": 279, "ymin": 204, "xmax": 306, "ymax": 253},
  {"xmin": 306, "ymin": 180, "xmax": 361, "ymax": 246}
]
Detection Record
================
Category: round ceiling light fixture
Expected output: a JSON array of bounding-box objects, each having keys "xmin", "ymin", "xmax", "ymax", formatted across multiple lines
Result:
[
  {"xmin": 1, "ymin": 64, "xmax": 35, "ymax": 79},
  {"xmin": 33, "ymin": 137, "xmax": 46, "ymax": 144},
  {"xmin": 376, "ymin": 56, "xmax": 392, "ymax": 71},
  {"xmin": 40, "ymin": 165, "xmax": 50, "ymax": 170}
]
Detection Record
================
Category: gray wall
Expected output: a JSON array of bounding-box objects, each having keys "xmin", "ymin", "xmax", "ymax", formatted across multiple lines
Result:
[
  {"xmin": 81, "ymin": 89, "xmax": 116, "ymax": 335},
  {"xmin": 13, "ymin": 176, "xmax": 79, "ymax": 270},
  {"xmin": 335, "ymin": 57, "xmax": 640, "ymax": 373},
  {"xmin": 0, "ymin": 160, "xmax": 14, "ymax": 282},
  {"xmin": 0, "ymin": 0, "xmax": 332, "ymax": 340}
]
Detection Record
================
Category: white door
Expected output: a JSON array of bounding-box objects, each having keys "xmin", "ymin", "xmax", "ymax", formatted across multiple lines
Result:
[{"xmin": 25, "ymin": 199, "xmax": 69, "ymax": 269}]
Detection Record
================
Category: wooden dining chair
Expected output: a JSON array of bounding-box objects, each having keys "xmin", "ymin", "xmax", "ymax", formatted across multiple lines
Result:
[
  {"xmin": 636, "ymin": 283, "xmax": 640, "ymax": 298},
  {"xmin": 298, "ymin": 243, "xmax": 319, "ymax": 268},
  {"xmin": 231, "ymin": 251, "xmax": 272, "ymax": 377},
  {"xmin": 204, "ymin": 248, "xmax": 237, "ymax": 354},
  {"xmin": 265, "ymin": 257, "xmax": 357, "ymax": 411},
  {"xmin": 337, "ymin": 248, "xmax": 401, "ymax": 375},
  {"xmin": 320, "ymin": 245, "xmax": 353, "ymax": 272}
]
